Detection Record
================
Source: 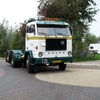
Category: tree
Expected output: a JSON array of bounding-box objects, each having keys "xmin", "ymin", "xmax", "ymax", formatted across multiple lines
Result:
[
  {"xmin": 18, "ymin": 21, "xmax": 26, "ymax": 48},
  {"xmin": 38, "ymin": 0, "xmax": 98, "ymax": 34},
  {"xmin": 0, "ymin": 19, "xmax": 26, "ymax": 57},
  {"xmin": 38, "ymin": 0, "xmax": 99, "ymax": 58},
  {"xmin": 0, "ymin": 19, "xmax": 9, "ymax": 57},
  {"xmin": 8, "ymin": 21, "xmax": 26, "ymax": 50},
  {"xmin": 84, "ymin": 33, "xmax": 98, "ymax": 45}
]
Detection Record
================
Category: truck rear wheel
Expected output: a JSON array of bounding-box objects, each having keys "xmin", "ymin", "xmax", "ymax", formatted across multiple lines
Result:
[
  {"xmin": 27, "ymin": 55, "xmax": 34, "ymax": 73},
  {"xmin": 58, "ymin": 63, "xmax": 66, "ymax": 71},
  {"xmin": 5, "ymin": 51, "xmax": 8, "ymax": 62},
  {"xmin": 5, "ymin": 50, "xmax": 11, "ymax": 62},
  {"xmin": 11, "ymin": 53, "xmax": 17, "ymax": 68}
]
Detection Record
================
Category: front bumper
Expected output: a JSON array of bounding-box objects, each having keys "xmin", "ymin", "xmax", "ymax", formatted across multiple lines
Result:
[{"xmin": 31, "ymin": 57, "xmax": 73, "ymax": 66}]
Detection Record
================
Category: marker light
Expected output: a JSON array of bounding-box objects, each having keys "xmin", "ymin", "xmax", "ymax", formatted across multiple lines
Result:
[
  {"xmin": 42, "ymin": 17, "xmax": 60, "ymax": 21},
  {"xmin": 36, "ymin": 46, "xmax": 38, "ymax": 50}
]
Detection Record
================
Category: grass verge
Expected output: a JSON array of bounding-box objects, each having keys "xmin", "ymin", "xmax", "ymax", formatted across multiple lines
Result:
[{"xmin": 73, "ymin": 54, "xmax": 100, "ymax": 62}]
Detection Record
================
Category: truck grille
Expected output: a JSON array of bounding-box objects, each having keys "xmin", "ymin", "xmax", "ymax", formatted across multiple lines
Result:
[{"xmin": 46, "ymin": 38, "xmax": 66, "ymax": 51}]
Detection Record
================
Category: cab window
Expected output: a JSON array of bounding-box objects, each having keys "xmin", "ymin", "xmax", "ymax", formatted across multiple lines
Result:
[{"xmin": 26, "ymin": 25, "xmax": 35, "ymax": 35}]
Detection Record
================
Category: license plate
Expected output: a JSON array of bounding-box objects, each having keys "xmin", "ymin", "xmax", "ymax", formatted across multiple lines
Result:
[
  {"xmin": 53, "ymin": 60, "xmax": 61, "ymax": 63},
  {"xmin": 42, "ymin": 59, "xmax": 48, "ymax": 64}
]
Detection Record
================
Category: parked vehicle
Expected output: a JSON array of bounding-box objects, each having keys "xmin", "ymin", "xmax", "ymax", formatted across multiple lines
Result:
[{"xmin": 89, "ymin": 43, "xmax": 100, "ymax": 54}]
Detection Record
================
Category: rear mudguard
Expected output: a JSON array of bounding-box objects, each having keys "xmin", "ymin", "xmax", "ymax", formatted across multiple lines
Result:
[{"xmin": 6, "ymin": 50, "xmax": 24, "ymax": 63}]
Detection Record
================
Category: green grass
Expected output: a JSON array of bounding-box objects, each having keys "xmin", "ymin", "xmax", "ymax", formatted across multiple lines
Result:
[{"xmin": 73, "ymin": 54, "xmax": 100, "ymax": 62}]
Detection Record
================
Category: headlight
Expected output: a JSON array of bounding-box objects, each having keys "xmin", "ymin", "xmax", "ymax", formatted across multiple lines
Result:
[
  {"xmin": 38, "ymin": 52, "xmax": 43, "ymax": 57},
  {"xmin": 68, "ymin": 51, "xmax": 72, "ymax": 56}
]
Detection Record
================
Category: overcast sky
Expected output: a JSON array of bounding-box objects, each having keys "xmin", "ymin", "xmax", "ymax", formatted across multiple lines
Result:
[
  {"xmin": 89, "ymin": 0, "xmax": 100, "ymax": 37},
  {"xmin": 0, "ymin": 0, "xmax": 100, "ymax": 37},
  {"xmin": 0, "ymin": 0, "xmax": 38, "ymax": 25}
]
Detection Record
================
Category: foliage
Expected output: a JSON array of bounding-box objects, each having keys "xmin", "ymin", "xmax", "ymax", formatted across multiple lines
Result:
[
  {"xmin": 18, "ymin": 21, "xmax": 26, "ymax": 48},
  {"xmin": 72, "ymin": 33, "xmax": 84, "ymax": 58},
  {"xmin": 84, "ymin": 33, "xmax": 99, "ymax": 45},
  {"xmin": 38, "ymin": 0, "xmax": 99, "ymax": 59},
  {"xmin": 0, "ymin": 19, "xmax": 9, "ymax": 57},
  {"xmin": 0, "ymin": 19, "xmax": 26, "ymax": 57},
  {"xmin": 38, "ymin": 0, "xmax": 98, "ymax": 34},
  {"xmin": 9, "ymin": 30, "xmax": 23, "ymax": 50}
]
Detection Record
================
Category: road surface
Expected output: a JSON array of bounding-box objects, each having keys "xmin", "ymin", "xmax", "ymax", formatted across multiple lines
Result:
[{"xmin": 0, "ymin": 60, "xmax": 100, "ymax": 100}]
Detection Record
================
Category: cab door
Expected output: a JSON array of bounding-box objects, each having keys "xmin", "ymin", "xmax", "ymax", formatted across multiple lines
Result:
[{"xmin": 26, "ymin": 24, "xmax": 35, "ymax": 50}]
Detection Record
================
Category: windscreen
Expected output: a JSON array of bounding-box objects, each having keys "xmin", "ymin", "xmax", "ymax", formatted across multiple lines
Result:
[{"xmin": 37, "ymin": 25, "xmax": 71, "ymax": 36}]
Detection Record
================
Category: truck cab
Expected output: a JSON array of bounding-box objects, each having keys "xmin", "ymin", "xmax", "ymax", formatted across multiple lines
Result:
[{"xmin": 6, "ymin": 17, "xmax": 73, "ymax": 73}]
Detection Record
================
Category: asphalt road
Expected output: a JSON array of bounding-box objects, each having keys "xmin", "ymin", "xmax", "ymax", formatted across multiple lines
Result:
[{"xmin": 0, "ymin": 60, "xmax": 100, "ymax": 100}]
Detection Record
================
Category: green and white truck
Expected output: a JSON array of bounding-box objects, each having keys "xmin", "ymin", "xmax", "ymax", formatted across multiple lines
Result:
[{"xmin": 5, "ymin": 17, "xmax": 73, "ymax": 73}]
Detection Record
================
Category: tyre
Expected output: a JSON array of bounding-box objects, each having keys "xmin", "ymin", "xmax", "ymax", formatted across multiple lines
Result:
[
  {"xmin": 5, "ymin": 51, "xmax": 8, "ymax": 62},
  {"xmin": 18, "ymin": 62, "xmax": 22, "ymax": 68},
  {"xmin": 58, "ymin": 63, "xmax": 66, "ymax": 71},
  {"xmin": 5, "ymin": 50, "xmax": 10, "ymax": 62},
  {"xmin": 11, "ymin": 53, "xmax": 17, "ymax": 68},
  {"xmin": 23, "ymin": 57, "xmax": 27, "ymax": 68},
  {"xmin": 27, "ymin": 55, "xmax": 34, "ymax": 73}
]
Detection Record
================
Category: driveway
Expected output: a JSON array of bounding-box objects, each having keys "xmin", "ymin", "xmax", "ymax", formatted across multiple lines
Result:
[{"xmin": 36, "ymin": 60, "xmax": 100, "ymax": 88}]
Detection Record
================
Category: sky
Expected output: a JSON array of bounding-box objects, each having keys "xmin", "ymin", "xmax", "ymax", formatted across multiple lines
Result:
[
  {"xmin": 0, "ymin": 0, "xmax": 100, "ymax": 37},
  {"xmin": 89, "ymin": 0, "xmax": 100, "ymax": 37},
  {"xmin": 0, "ymin": 0, "xmax": 38, "ymax": 25}
]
